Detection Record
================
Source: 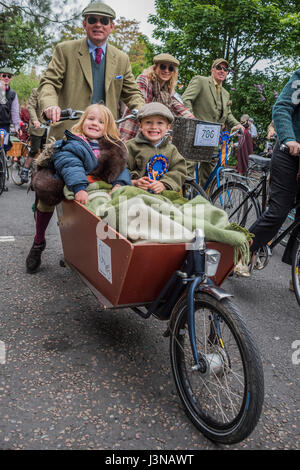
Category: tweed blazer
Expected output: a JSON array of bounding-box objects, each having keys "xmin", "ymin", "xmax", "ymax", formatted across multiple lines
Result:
[
  {"xmin": 38, "ymin": 38, "xmax": 145, "ymax": 140},
  {"xmin": 182, "ymin": 75, "xmax": 239, "ymax": 129},
  {"xmin": 27, "ymin": 88, "xmax": 47, "ymax": 137}
]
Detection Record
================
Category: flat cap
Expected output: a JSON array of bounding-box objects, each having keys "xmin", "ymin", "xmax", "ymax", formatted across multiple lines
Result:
[
  {"xmin": 0, "ymin": 67, "xmax": 15, "ymax": 75},
  {"xmin": 82, "ymin": 1, "xmax": 116, "ymax": 19},
  {"xmin": 240, "ymin": 114, "xmax": 250, "ymax": 123},
  {"xmin": 138, "ymin": 102, "xmax": 174, "ymax": 123},
  {"xmin": 153, "ymin": 53, "xmax": 179, "ymax": 67},
  {"xmin": 212, "ymin": 58, "xmax": 229, "ymax": 68}
]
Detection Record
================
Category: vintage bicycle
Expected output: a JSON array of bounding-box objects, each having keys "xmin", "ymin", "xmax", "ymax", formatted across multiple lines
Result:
[
  {"xmin": 43, "ymin": 109, "xmax": 265, "ymax": 444},
  {"xmin": 210, "ymin": 147, "xmax": 300, "ymax": 305}
]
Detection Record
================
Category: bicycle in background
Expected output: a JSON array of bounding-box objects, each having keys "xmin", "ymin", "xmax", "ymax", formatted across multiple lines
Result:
[{"xmin": 0, "ymin": 128, "xmax": 10, "ymax": 195}]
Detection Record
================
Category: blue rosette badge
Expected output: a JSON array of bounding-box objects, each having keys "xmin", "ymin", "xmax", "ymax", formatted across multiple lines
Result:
[{"xmin": 146, "ymin": 154, "xmax": 169, "ymax": 182}]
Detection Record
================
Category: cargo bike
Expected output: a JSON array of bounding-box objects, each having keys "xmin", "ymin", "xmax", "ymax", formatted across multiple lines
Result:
[{"xmin": 55, "ymin": 111, "xmax": 264, "ymax": 445}]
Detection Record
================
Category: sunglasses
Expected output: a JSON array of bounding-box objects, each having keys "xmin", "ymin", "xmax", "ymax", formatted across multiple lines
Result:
[
  {"xmin": 215, "ymin": 65, "xmax": 229, "ymax": 72},
  {"xmin": 87, "ymin": 16, "xmax": 110, "ymax": 26},
  {"xmin": 159, "ymin": 63, "xmax": 175, "ymax": 72},
  {"xmin": 1, "ymin": 74, "xmax": 13, "ymax": 79}
]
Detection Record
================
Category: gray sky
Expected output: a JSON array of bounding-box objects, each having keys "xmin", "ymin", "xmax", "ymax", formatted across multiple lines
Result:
[{"xmin": 78, "ymin": 0, "xmax": 157, "ymax": 39}]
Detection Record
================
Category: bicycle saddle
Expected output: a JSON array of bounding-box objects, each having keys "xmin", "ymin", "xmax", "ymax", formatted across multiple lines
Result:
[{"xmin": 248, "ymin": 154, "xmax": 271, "ymax": 170}]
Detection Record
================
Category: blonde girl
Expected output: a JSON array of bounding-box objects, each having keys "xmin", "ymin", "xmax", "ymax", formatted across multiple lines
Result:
[{"xmin": 53, "ymin": 103, "xmax": 130, "ymax": 204}]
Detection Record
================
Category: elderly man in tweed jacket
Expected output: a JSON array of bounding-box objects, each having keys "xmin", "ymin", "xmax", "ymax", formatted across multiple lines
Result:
[
  {"xmin": 38, "ymin": 1, "xmax": 144, "ymax": 140},
  {"xmin": 25, "ymin": 1, "xmax": 144, "ymax": 275}
]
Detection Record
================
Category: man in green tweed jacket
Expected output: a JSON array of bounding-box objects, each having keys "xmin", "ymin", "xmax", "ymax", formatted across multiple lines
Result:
[
  {"xmin": 182, "ymin": 58, "xmax": 242, "ymax": 185},
  {"xmin": 26, "ymin": 1, "xmax": 144, "ymax": 274},
  {"xmin": 38, "ymin": 1, "xmax": 144, "ymax": 141}
]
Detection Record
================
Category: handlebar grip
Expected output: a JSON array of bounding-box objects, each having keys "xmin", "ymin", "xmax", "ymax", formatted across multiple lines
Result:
[{"xmin": 60, "ymin": 108, "xmax": 73, "ymax": 118}]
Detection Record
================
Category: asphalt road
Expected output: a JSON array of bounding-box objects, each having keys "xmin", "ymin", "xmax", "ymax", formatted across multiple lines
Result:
[{"xmin": 0, "ymin": 178, "xmax": 299, "ymax": 451}]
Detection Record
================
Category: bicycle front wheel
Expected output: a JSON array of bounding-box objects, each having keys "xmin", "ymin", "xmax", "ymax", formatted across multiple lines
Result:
[
  {"xmin": 169, "ymin": 292, "xmax": 264, "ymax": 444},
  {"xmin": 182, "ymin": 179, "xmax": 209, "ymax": 201},
  {"xmin": 211, "ymin": 181, "xmax": 260, "ymax": 229},
  {"xmin": 292, "ymin": 234, "xmax": 300, "ymax": 306}
]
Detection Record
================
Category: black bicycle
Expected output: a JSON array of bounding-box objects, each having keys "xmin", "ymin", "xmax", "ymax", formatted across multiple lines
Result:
[{"xmin": 211, "ymin": 146, "xmax": 300, "ymax": 305}]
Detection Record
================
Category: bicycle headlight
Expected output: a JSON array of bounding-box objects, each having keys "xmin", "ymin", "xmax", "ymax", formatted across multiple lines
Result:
[{"xmin": 205, "ymin": 249, "xmax": 221, "ymax": 277}]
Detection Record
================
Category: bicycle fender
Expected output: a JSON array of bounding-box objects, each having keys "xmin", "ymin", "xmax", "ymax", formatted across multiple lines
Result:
[{"xmin": 198, "ymin": 283, "xmax": 233, "ymax": 301}]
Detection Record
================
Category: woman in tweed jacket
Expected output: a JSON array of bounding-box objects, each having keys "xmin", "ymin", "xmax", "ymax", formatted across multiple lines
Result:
[{"xmin": 119, "ymin": 53, "xmax": 194, "ymax": 140}]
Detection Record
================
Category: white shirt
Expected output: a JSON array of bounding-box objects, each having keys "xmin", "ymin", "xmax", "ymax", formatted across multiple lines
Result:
[{"xmin": 87, "ymin": 39, "xmax": 107, "ymax": 62}]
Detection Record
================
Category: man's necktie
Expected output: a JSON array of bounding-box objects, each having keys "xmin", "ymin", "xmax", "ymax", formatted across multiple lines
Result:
[{"xmin": 95, "ymin": 47, "xmax": 103, "ymax": 65}]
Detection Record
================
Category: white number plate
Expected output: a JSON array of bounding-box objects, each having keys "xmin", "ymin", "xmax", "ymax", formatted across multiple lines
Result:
[
  {"xmin": 97, "ymin": 239, "xmax": 112, "ymax": 284},
  {"xmin": 194, "ymin": 123, "xmax": 221, "ymax": 147}
]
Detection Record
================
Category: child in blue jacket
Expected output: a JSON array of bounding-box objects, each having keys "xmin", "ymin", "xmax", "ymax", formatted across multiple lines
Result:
[{"xmin": 53, "ymin": 103, "xmax": 130, "ymax": 204}]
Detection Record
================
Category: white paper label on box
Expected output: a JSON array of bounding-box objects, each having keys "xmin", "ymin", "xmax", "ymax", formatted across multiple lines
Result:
[
  {"xmin": 194, "ymin": 123, "xmax": 221, "ymax": 147},
  {"xmin": 97, "ymin": 239, "xmax": 112, "ymax": 283}
]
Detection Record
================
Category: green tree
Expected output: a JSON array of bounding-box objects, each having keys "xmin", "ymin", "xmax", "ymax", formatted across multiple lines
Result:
[
  {"xmin": 11, "ymin": 69, "xmax": 40, "ymax": 104},
  {"xmin": 229, "ymin": 68, "xmax": 289, "ymax": 137},
  {"xmin": 149, "ymin": 0, "xmax": 300, "ymax": 84},
  {"xmin": 0, "ymin": 0, "xmax": 81, "ymax": 71}
]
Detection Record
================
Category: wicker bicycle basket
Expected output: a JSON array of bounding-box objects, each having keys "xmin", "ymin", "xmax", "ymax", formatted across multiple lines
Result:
[
  {"xmin": 171, "ymin": 116, "xmax": 221, "ymax": 161},
  {"xmin": 6, "ymin": 141, "xmax": 26, "ymax": 157}
]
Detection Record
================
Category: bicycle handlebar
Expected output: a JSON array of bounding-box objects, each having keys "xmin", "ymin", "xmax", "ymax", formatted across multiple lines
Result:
[
  {"xmin": 59, "ymin": 108, "xmax": 84, "ymax": 120},
  {"xmin": 56, "ymin": 107, "xmax": 138, "ymax": 124},
  {"xmin": 115, "ymin": 108, "xmax": 138, "ymax": 125}
]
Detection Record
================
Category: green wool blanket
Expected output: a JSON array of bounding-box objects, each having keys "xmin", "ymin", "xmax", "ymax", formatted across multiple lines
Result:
[{"xmin": 63, "ymin": 183, "xmax": 253, "ymax": 265}]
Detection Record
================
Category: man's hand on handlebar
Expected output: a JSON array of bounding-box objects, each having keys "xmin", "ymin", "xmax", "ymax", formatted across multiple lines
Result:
[
  {"xmin": 286, "ymin": 140, "xmax": 300, "ymax": 157},
  {"xmin": 44, "ymin": 106, "xmax": 61, "ymax": 124}
]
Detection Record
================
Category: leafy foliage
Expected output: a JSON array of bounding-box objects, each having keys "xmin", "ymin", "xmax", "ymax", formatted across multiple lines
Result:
[
  {"xmin": 149, "ymin": 0, "xmax": 300, "ymax": 83},
  {"xmin": 0, "ymin": 0, "xmax": 81, "ymax": 71},
  {"xmin": 10, "ymin": 70, "xmax": 40, "ymax": 104},
  {"xmin": 148, "ymin": 0, "xmax": 299, "ymax": 134}
]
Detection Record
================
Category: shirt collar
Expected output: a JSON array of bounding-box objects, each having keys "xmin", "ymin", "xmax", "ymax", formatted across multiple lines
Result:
[
  {"xmin": 87, "ymin": 38, "xmax": 107, "ymax": 55},
  {"xmin": 212, "ymin": 77, "xmax": 222, "ymax": 88}
]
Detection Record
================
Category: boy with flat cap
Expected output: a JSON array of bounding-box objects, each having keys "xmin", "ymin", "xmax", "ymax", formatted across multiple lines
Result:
[
  {"xmin": 26, "ymin": 1, "xmax": 145, "ymax": 274},
  {"xmin": 127, "ymin": 102, "xmax": 187, "ymax": 193}
]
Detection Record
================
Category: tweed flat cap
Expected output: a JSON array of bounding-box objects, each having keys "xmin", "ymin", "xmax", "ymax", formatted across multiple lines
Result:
[
  {"xmin": 212, "ymin": 58, "xmax": 229, "ymax": 68},
  {"xmin": 0, "ymin": 67, "xmax": 15, "ymax": 75},
  {"xmin": 138, "ymin": 102, "xmax": 174, "ymax": 123},
  {"xmin": 82, "ymin": 1, "xmax": 116, "ymax": 19},
  {"xmin": 240, "ymin": 114, "xmax": 250, "ymax": 123},
  {"xmin": 153, "ymin": 53, "xmax": 179, "ymax": 67}
]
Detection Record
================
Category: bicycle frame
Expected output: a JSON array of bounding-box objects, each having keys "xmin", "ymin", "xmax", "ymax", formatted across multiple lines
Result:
[
  {"xmin": 269, "ymin": 202, "xmax": 300, "ymax": 251},
  {"xmin": 200, "ymin": 129, "xmax": 242, "ymax": 193},
  {"xmin": 132, "ymin": 230, "xmax": 232, "ymax": 369},
  {"xmin": 219, "ymin": 166, "xmax": 269, "ymax": 226}
]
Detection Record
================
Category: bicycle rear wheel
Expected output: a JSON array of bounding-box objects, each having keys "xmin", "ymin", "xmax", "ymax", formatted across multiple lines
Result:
[
  {"xmin": 169, "ymin": 292, "xmax": 264, "ymax": 444},
  {"xmin": 10, "ymin": 156, "xmax": 26, "ymax": 185},
  {"xmin": 182, "ymin": 179, "xmax": 209, "ymax": 201},
  {"xmin": 291, "ymin": 234, "xmax": 300, "ymax": 306},
  {"xmin": 211, "ymin": 180, "xmax": 260, "ymax": 229}
]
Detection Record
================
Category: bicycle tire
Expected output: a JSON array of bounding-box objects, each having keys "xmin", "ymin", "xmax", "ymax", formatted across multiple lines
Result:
[
  {"xmin": 211, "ymin": 180, "xmax": 260, "ymax": 229},
  {"xmin": 0, "ymin": 149, "xmax": 7, "ymax": 195},
  {"xmin": 169, "ymin": 292, "xmax": 264, "ymax": 444},
  {"xmin": 292, "ymin": 234, "xmax": 300, "ymax": 306},
  {"xmin": 10, "ymin": 160, "xmax": 25, "ymax": 185},
  {"xmin": 182, "ymin": 179, "xmax": 209, "ymax": 201}
]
